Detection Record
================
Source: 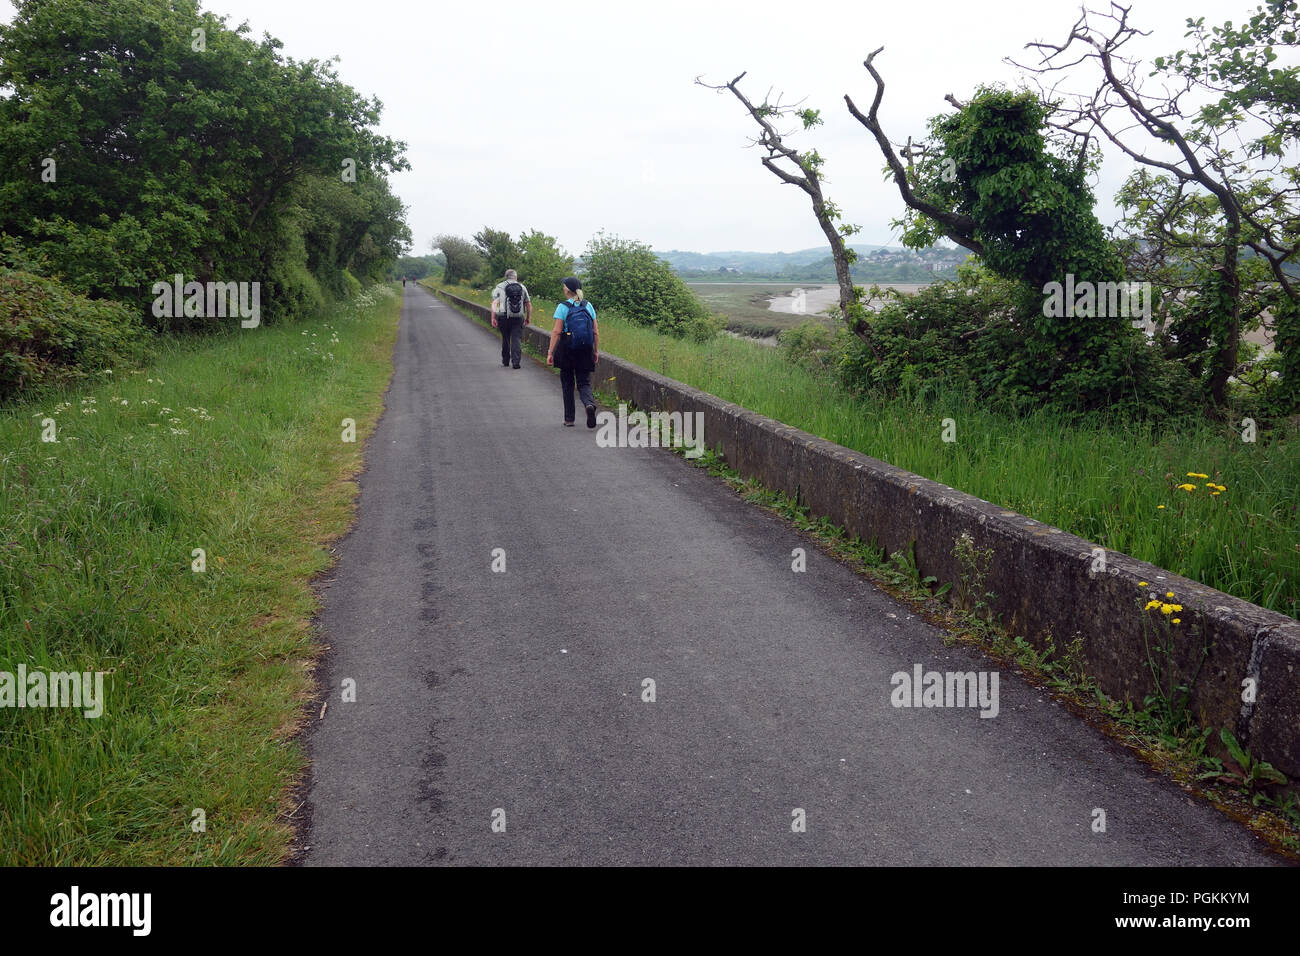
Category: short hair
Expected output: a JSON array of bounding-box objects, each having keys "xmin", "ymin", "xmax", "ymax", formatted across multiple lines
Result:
[{"xmin": 505, "ymin": 269, "xmax": 518, "ymax": 280}]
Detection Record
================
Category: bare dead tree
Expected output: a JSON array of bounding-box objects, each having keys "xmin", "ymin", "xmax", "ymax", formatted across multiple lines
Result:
[
  {"xmin": 697, "ymin": 72, "xmax": 864, "ymax": 332},
  {"xmin": 843, "ymin": 47, "xmax": 985, "ymax": 259}
]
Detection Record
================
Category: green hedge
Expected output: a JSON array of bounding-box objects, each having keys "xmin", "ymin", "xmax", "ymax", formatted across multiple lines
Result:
[{"xmin": 0, "ymin": 269, "xmax": 147, "ymax": 401}]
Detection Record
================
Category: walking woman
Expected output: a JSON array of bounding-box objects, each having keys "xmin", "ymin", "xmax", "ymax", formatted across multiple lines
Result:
[{"xmin": 547, "ymin": 276, "xmax": 600, "ymax": 427}]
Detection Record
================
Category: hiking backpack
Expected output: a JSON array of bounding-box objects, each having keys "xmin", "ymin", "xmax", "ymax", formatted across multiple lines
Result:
[
  {"xmin": 504, "ymin": 281, "xmax": 526, "ymax": 318},
  {"xmin": 566, "ymin": 300, "xmax": 594, "ymax": 349}
]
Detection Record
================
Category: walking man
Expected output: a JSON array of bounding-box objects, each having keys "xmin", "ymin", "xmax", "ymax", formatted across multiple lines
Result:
[{"xmin": 491, "ymin": 269, "xmax": 531, "ymax": 368}]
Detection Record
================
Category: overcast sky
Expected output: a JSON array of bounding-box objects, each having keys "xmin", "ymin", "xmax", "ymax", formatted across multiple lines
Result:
[{"xmin": 2, "ymin": 0, "xmax": 1247, "ymax": 256}]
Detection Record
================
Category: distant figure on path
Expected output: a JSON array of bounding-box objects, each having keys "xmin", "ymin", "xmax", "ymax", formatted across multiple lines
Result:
[
  {"xmin": 547, "ymin": 276, "xmax": 599, "ymax": 427},
  {"xmin": 491, "ymin": 269, "xmax": 531, "ymax": 369}
]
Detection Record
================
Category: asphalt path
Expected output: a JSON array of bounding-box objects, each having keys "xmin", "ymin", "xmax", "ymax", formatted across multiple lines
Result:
[{"xmin": 301, "ymin": 284, "xmax": 1279, "ymax": 865}]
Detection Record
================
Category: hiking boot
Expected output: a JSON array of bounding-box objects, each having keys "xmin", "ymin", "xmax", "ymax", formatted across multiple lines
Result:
[
  {"xmin": 585, "ymin": 404, "xmax": 597, "ymax": 428},
  {"xmin": 512, "ymin": 363, "xmax": 521, "ymax": 369}
]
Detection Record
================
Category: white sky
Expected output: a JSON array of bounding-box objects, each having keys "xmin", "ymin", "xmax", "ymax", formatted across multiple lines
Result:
[{"xmin": 1, "ymin": 0, "xmax": 1251, "ymax": 256}]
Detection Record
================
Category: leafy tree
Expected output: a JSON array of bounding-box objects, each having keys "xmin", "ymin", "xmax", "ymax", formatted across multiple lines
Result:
[
  {"xmin": 472, "ymin": 226, "xmax": 522, "ymax": 286},
  {"xmin": 1011, "ymin": 1, "xmax": 1299, "ymax": 410},
  {"xmin": 1111, "ymin": 170, "xmax": 1279, "ymax": 396},
  {"xmin": 390, "ymin": 254, "xmax": 443, "ymax": 281},
  {"xmin": 582, "ymin": 232, "xmax": 721, "ymax": 341},
  {"xmin": 1156, "ymin": 0, "xmax": 1298, "ymax": 415},
  {"xmin": 0, "ymin": 0, "xmax": 409, "ymax": 325},
  {"xmin": 435, "ymin": 235, "xmax": 483, "ymax": 285},
  {"xmin": 516, "ymin": 229, "xmax": 574, "ymax": 299},
  {"xmin": 295, "ymin": 173, "xmax": 410, "ymax": 297}
]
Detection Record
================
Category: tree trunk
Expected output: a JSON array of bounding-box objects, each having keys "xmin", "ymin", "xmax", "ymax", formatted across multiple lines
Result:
[
  {"xmin": 812, "ymin": 200, "xmax": 857, "ymax": 332},
  {"xmin": 1207, "ymin": 241, "xmax": 1241, "ymax": 408}
]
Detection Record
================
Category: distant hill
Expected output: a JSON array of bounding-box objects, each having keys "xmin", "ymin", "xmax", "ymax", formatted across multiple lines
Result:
[
  {"xmin": 653, "ymin": 245, "xmax": 1298, "ymax": 283},
  {"xmin": 654, "ymin": 245, "xmax": 889, "ymax": 273},
  {"xmin": 654, "ymin": 245, "xmax": 969, "ymax": 283},
  {"xmin": 1241, "ymin": 245, "xmax": 1300, "ymax": 278}
]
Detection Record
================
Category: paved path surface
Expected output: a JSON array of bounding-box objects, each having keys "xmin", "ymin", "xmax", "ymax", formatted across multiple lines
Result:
[{"xmin": 302, "ymin": 285, "xmax": 1279, "ymax": 865}]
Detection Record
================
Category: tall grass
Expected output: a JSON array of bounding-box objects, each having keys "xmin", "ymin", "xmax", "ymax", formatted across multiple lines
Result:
[
  {"xmin": 438, "ymin": 279, "xmax": 1297, "ymax": 618},
  {"xmin": 0, "ymin": 286, "xmax": 401, "ymax": 864}
]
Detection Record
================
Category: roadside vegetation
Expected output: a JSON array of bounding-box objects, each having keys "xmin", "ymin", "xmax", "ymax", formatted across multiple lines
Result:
[
  {"xmin": 0, "ymin": 0, "xmax": 410, "ymax": 401},
  {"xmin": 696, "ymin": 2, "xmax": 1297, "ymax": 420},
  {"xmin": 0, "ymin": 287, "xmax": 401, "ymax": 864},
  {"xmin": 0, "ymin": 0, "xmax": 411, "ymax": 864}
]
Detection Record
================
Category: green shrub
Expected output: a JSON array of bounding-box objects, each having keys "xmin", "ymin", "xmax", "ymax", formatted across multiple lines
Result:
[
  {"xmin": 829, "ymin": 265, "xmax": 1193, "ymax": 419},
  {"xmin": 517, "ymin": 229, "xmax": 575, "ymax": 302},
  {"xmin": 0, "ymin": 269, "xmax": 149, "ymax": 400},
  {"xmin": 778, "ymin": 319, "xmax": 836, "ymax": 373},
  {"xmin": 583, "ymin": 232, "xmax": 723, "ymax": 341},
  {"xmin": 341, "ymin": 269, "xmax": 363, "ymax": 298},
  {"xmin": 274, "ymin": 263, "xmax": 327, "ymax": 322},
  {"xmin": 437, "ymin": 235, "xmax": 484, "ymax": 286},
  {"xmin": 0, "ymin": 4, "xmax": 409, "ymax": 323}
]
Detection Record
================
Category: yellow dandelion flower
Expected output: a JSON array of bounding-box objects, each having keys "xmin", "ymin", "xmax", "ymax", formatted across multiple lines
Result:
[
  {"xmin": 1172, "ymin": 618, "xmax": 1181, "ymax": 624},
  {"xmin": 1170, "ymin": 604, "xmax": 1182, "ymax": 612},
  {"xmin": 1166, "ymin": 592, "xmax": 1175, "ymax": 598},
  {"xmin": 1138, "ymin": 582, "xmax": 1148, "ymax": 587},
  {"xmin": 1176, "ymin": 483, "xmax": 1197, "ymax": 492},
  {"xmin": 1157, "ymin": 505, "xmax": 1166, "ymax": 510},
  {"xmin": 1145, "ymin": 600, "xmax": 1161, "ymax": 611},
  {"xmin": 1187, "ymin": 472, "xmax": 1209, "ymax": 479},
  {"xmin": 1161, "ymin": 604, "xmax": 1175, "ymax": 615}
]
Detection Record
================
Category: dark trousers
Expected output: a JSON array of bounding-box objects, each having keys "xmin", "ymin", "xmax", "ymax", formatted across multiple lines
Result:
[
  {"xmin": 498, "ymin": 315, "xmax": 522, "ymax": 366},
  {"xmin": 560, "ymin": 365, "xmax": 595, "ymax": 422}
]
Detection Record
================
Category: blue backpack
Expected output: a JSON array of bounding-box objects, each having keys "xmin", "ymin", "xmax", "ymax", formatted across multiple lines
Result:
[{"xmin": 566, "ymin": 300, "xmax": 594, "ymax": 349}]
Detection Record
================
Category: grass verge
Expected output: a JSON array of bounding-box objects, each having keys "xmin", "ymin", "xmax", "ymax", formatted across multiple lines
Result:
[{"xmin": 0, "ymin": 285, "xmax": 401, "ymax": 864}]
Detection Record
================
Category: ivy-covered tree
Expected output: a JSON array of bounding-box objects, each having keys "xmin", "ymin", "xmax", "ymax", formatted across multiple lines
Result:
[{"xmin": 845, "ymin": 59, "xmax": 1150, "ymax": 411}]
